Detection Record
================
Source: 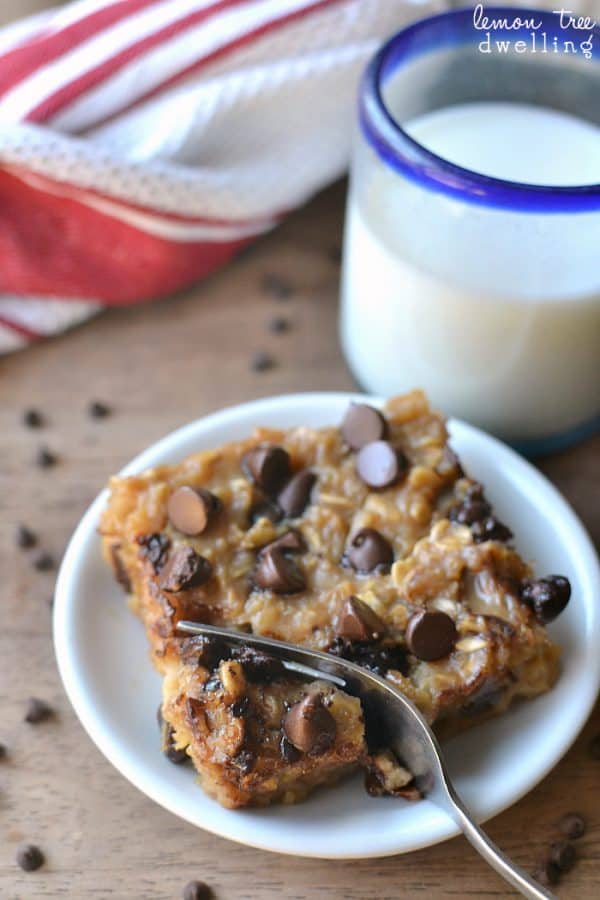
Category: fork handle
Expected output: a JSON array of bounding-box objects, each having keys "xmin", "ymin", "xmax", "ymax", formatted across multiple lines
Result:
[{"xmin": 446, "ymin": 786, "xmax": 555, "ymax": 900}]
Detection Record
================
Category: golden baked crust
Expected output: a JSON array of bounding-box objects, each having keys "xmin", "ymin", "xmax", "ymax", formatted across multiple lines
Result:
[{"xmin": 100, "ymin": 390, "xmax": 562, "ymax": 808}]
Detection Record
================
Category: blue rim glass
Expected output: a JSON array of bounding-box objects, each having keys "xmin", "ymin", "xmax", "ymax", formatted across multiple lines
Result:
[{"xmin": 359, "ymin": 7, "xmax": 600, "ymax": 213}]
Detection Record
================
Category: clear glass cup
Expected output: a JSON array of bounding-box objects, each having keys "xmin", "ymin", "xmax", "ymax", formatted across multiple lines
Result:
[{"xmin": 340, "ymin": 7, "xmax": 600, "ymax": 454}]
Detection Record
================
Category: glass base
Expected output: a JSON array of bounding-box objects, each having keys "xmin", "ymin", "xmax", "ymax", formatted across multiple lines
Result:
[{"xmin": 511, "ymin": 415, "xmax": 600, "ymax": 459}]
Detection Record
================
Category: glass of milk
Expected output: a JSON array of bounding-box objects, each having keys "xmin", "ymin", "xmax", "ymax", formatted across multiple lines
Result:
[{"xmin": 340, "ymin": 7, "xmax": 600, "ymax": 454}]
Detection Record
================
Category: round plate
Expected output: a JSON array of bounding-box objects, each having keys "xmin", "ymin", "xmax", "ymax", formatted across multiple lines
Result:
[{"xmin": 53, "ymin": 393, "xmax": 600, "ymax": 858}]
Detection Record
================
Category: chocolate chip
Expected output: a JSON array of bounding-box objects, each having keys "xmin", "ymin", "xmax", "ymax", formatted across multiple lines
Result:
[
  {"xmin": 168, "ymin": 486, "xmax": 221, "ymax": 536},
  {"xmin": 180, "ymin": 635, "xmax": 228, "ymax": 671},
  {"xmin": 449, "ymin": 498, "xmax": 491, "ymax": 525},
  {"xmin": 589, "ymin": 733, "xmax": 600, "ymax": 759},
  {"xmin": 262, "ymin": 530, "xmax": 306, "ymax": 554},
  {"xmin": 230, "ymin": 696, "xmax": 250, "ymax": 717},
  {"xmin": 230, "ymin": 646, "xmax": 285, "ymax": 682},
  {"xmin": 33, "ymin": 552, "xmax": 55, "ymax": 572},
  {"xmin": 356, "ymin": 441, "xmax": 407, "ymax": 489},
  {"xmin": 110, "ymin": 544, "xmax": 131, "ymax": 593},
  {"xmin": 328, "ymin": 637, "xmax": 408, "ymax": 676},
  {"xmin": 335, "ymin": 597, "xmax": 386, "ymax": 642},
  {"xmin": 16, "ymin": 844, "xmax": 45, "ymax": 872},
  {"xmin": 89, "ymin": 400, "xmax": 111, "ymax": 418},
  {"xmin": 159, "ymin": 547, "xmax": 213, "ymax": 592},
  {"xmin": 253, "ymin": 545, "xmax": 305, "ymax": 594},
  {"xmin": 405, "ymin": 610, "xmax": 457, "ymax": 661},
  {"xmin": 35, "ymin": 446, "xmax": 58, "ymax": 468},
  {"xmin": 344, "ymin": 528, "xmax": 393, "ymax": 573},
  {"xmin": 262, "ymin": 273, "xmax": 293, "ymax": 300},
  {"xmin": 161, "ymin": 721, "xmax": 188, "ymax": 764},
  {"xmin": 24, "ymin": 697, "xmax": 53, "ymax": 724},
  {"xmin": 521, "ymin": 575, "xmax": 571, "ymax": 624},
  {"xmin": 248, "ymin": 498, "xmax": 282, "ymax": 526},
  {"xmin": 242, "ymin": 445, "xmax": 291, "ymax": 495},
  {"xmin": 549, "ymin": 840, "xmax": 576, "ymax": 873},
  {"xmin": 341, "ymin": 403, "xmax": 387, "ymax": 451},
  {"xmin": 283, "ymin": 693, "xmax": 336, "ymax": 756},
  {"xmin": 137, "ymin": 533, "xmax": 171, "ymax": 573},
  {"xmin": 559, "ymin": 812, "xmax": 585, "ymax": 839},
  {"xmin": 183, "ymin": 879, "xmax": 213, "ymax": 900},
  {"xmin": 280, "ymin": 734, "xmax": 302, "ymax": 763},
  {"xmin": 532, "ymin": 860, "xmax": 560, "ymax": 887},
  {"xmin": 250, "ymin": 350, "xmax": 275, "ymax": 372},
  {"xmin": 277, "ymin": 469, "xmax": 316, "ymax": 518},
  {"xmin": 268, "ymin": 315, "xmax": 291, "ymax": 334},
  {"xmin": 16, "ymin": 524, "xmax": 37, "ymax": 549},
  {"xmin": 470, "ymin": 516, "xmax": 513, "ymax": 544},
  {"xmin": 23, "ymin": 409, "xmax": 44, "ymax": 428}
]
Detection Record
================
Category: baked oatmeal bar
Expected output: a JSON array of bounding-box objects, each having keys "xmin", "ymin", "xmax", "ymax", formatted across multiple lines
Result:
[{"xmin": 100, "ymin": 390, "xmax": 570, "ymax": 808}]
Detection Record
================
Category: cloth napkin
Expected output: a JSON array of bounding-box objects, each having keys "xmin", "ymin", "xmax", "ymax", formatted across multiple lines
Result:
[{"xmin": 0, "ymin": 0, "xmax": 446, "ymax": 353}]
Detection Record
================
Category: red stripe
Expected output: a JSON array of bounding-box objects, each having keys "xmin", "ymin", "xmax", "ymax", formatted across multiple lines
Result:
[
  {"xmin": 26, "ymin": 0, "xmax": 345, "ymax": 125},
  {"xmin": 0, "ymin": 313, "xmax": 42, "ymax": 340},
  {"xmin": 0, "ymin": 0, "xmax": 163, "ymax": 98},
  {"xmin": 3, "ymin": 163, "xmax": 285, "ymax": 228}
]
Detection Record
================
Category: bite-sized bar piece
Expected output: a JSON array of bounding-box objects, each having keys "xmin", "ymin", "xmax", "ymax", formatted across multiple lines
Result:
[{"xmin": 100, "ymin": 390, "xmax": 570, "ymax": 807}]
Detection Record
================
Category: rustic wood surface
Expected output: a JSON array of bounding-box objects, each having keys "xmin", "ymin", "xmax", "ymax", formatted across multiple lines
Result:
[{"xmin": 1, "ymin": 4, "xmax": 599, "ymax": 897}]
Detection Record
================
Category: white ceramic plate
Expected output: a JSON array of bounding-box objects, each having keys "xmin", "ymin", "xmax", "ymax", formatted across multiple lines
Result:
[{"xmin": 54, "ymin": 393, "xmax": 600, "ymax": 859}]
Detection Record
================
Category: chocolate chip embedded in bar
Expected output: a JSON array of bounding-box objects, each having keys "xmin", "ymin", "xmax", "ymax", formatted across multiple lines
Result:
[
  {"xmin": 277, "ymin": 469, "xmax": 316, "ymax": 518},
  {"xmin": 242, "ymin": 445, "xmax": 291, "ymax": 494},
  {"xmin": 253, "ymin": 543, "xmax": 306, "ymax": 594},
  {"xmin": 405, "ymin": 611, "xmax": 457, "ymax": 662},
  {"xmin": 159, "ymin": 547, "xmax": 213, "ymax": 592},
  {"xmin": 341, "ymin": 402, "xmax": 387, "ymax": 450},
  {"xmin": 168, "ymin": 486, "xmax": 221, "ymax": 536},
  {"xmin": 356, "ymin": 440, "xmax": 408, "ymax": 488},
  {"xmin": 335, "ymin": 597, "xmax": 386, "ymax": 642},
  {"xmin": 283, "ymin": 693, "xmax": 337, "ymax": 756},
  {"xmin": 343, "ymin": 528, "xmax": 394, "ymax": 573}
]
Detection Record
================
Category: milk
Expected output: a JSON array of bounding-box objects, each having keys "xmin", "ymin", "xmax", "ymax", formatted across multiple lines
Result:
[{"xmin": 341, "ymin": 102, "xmax": 600, "ymax": 442}]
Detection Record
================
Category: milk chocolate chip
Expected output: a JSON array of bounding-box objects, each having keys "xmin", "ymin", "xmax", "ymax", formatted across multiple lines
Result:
[
  {"xmin": 168, "ymin": 486, "xmax": 221, "ymax": 536},
  {"xmin": 341, "ymin": 403, "xmax": 387, "ymax": 450},
  {"xmin": 159, "ymin": 547, "xmax": 213, "ymax": 592},
  {"xmin": 406, "ymin": 610, "xmax": 457, "ymax": 661},
  {"xmin": 335, "ymin": 596, "xmax": 386, "ymax": 642},
  {"xmin": 253, "ymin": 545, "xmax": 305, "ymax": 594},
  {"xmin": 344, "ymin": 527, "xmax": 393, "ymax": 573},
  {"xmin": 283, "ymin": 693, "xmax": 336, "ymax": 755},
  {"xmin": 242, "ymin": 446, "xmax": 291, "ymax": 495},
  {"xmin": 277, "ymin": 470, "xmax": 316, "ymax": 518},
  {"xmin": 356, "ymin": 441, "xmax": 407, "ymax": 489}
]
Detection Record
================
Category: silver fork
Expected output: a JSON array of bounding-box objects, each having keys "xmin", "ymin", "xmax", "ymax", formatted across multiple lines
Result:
[{"xmin": 177, "ymin": 621, "xmax": 553, "ymax": 899}]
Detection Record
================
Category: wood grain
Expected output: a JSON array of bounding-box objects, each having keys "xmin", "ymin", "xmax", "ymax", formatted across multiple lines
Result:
[{"xmin": 1, "ymin": 4, "xmax": 599, "ymax": 896}]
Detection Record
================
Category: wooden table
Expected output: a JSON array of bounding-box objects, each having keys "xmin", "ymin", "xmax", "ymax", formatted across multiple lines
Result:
[
  {"xmin": 1, "ymin": 3, "xmax": 599, "ymax": 895},
  {"xmin": 1, "ymin": 180, "xmax": 599, "ymax": 900}
]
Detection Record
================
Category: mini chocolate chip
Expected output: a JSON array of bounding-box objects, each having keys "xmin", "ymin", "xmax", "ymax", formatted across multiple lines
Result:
[
  {"xmin": 159, "ymin": 547, "xmax": 213, "ymax": 592},
  {"xmin": 262, "ymin": 273, "xmax": 293, "ymax": 300},
  {"xmin": 521, "ymin": 575, "xmax": 571, "ymax": 624},
  {"xmin": 168, "ymin": 486, "xmax": 221, "ymax": 536},
  {"xmin": 250, "ymin": 350, "xmax": 275, "ymax": 372},
  {"xmin": 137, "ymin": 533, "xmax": 171, "ymax": 573},
  {"xmin": 33, "ymin": 552, "xmax": 55, "ymax": 572},
  {"xmin": 23, "ymin": 409, "xmax": 44, "ymax": 428},
  {"xmin": 283, "ymin": 693, "xmax": 336, "ymax": 756},
  {"xmin": 16, "ymin": 844, "xmax": 45, "ymax": 872},
  {"xmin": 230, "ymin": 696, "xmax": 250, "ymax": 717},
  {"xmin": 406, "ymin": 610, "xmax": 457, "ymax": 661},
  {"xmin": 341, "ymin": 403, "xmax": 387, "ymax": 450},
  {"xmin": 549, "ymin": 840, "xmax": 576, "ymax": 873},
  {"xmin": 24, "ymin": 698, "xmax": 53, "ymax": 724},
  {"xmin": 470, "ymin": 516, "xmax": 513, "ymax": 543},
  {"xmin": 344, "ymin": 528, "xmax": 393, "ymax": 574},
  {"xmin": 356, "ymin": 441, "xmax": 407, "ymax": 489},
  {"xmin": 589, "ymin": 733, "xmax": 600, "ymax": 759},
  {"xmin": 335, "ymin": 597, "xmax": 386, "ymax": 642},
  {"xmin": 327, "ymin": 637, "xmax": 408, "ymax": 677},
  {"xmin": 35, "ymin": 446, "xmax": 58, "ymax": 468},
  {"xmin": 16, "ymin": 524, "xmax": 37, "ymax": 549},
  {"xmin": 161, "ymin": 721, "xmax": 188, "ymax": 764},
  {"xmin": 280, "ymin": 734, "xmax": 302, "ymax": 763},
  {"xmin": 268, "ymin": 315, "xmax": 291, "ymax": 334},
  {"xmin": 253, "ymin": 546, "xmax": 305, "ymax": 594},
  {"xmin": 242, "ymin": 445, "xmax": 291, "ymax": 495},
  {"xmin": 248, "ymin": 498, "xmax": 282, "ymax": 525},
  {"xmin": 110, "ymin": 544, "xmax": 131, "ymax": 593},
  {"xmin": 232, "ymin": 749, "xmax": 255, "ymax": 774},
  {"xmin": 183, "ymin": 880, "xmax": 213, "ymax": 900},
  {"xmin": 532, "ymin": 860, "xmax": 560, "ymax": 887},
  {"xmin": 89, "ymin": 400, "xmax": 111, "ymax": 418},
  {"xmin": 559, "ymin": 812, "xmax": 585, "ymax": 839},
  {"xmin": 277, "ymin": 470, "xmax": 316, "ymax": 518},
  {"xmin": 0, "ymin": 742, "xmax": 7, "ymax": 759}
]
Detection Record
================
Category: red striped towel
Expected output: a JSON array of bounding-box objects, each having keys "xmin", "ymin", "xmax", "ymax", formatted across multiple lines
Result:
[{"xmin": 0, "ymin": 0, "xmax": 442, "ymax": 353}]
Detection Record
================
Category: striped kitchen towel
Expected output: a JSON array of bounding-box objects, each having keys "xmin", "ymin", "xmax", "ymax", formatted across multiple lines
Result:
[{"xmin": 0, "ymin": 0, "xmax": 444, "ymax": 353}]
